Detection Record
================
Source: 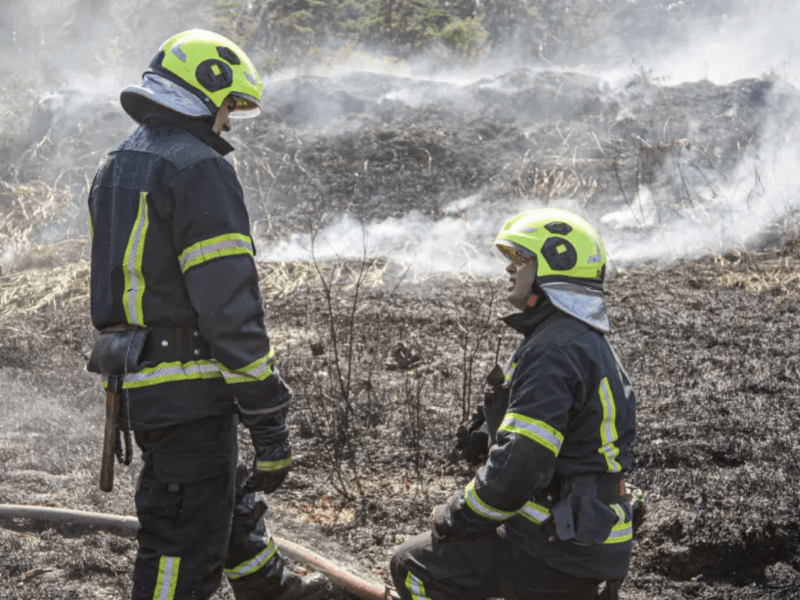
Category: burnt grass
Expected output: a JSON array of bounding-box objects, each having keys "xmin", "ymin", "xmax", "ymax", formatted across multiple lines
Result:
[{"xmin": 1, "ymin": 248, "xmax": 800, "ymax": 600}]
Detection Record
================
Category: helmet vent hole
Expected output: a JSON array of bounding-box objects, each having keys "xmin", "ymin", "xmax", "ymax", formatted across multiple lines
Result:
[
  {"xmin": 196, "ymin": 59, "xmax": 234, "ymax": 92},
  {"xmin": 545, "ymin": 222, "xmax": 572, "ymax": 234},
  {"xmin": 542, "ymin": 237, "xmax": 577, "ymax": 271},
  {"xmin": 217, "ymin": 46, "xmax": 241, "ymax": 65}
]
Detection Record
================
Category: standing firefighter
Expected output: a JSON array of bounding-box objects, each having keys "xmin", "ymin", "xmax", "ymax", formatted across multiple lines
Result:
[
  {"xmin": 390, "ymin": 208, "xmax": 637, "ymax": 600},
  {"xmin": 86, "ymin": 29, "xmax": 326, "ymax": 600}
]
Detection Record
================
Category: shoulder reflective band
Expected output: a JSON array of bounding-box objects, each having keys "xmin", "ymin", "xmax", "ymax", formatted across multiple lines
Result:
[
  {"xmin": 598, "ymin": 376, "xmax": 622, "ymax": 472},
  {"xmin": 178, "ymin": 233, "xmax": 254, "ymax": 274},
  {"xmin": 154, "ymin": 555, "xmax": 180, "ymax": 600},
  {"xmin": 464, "ymin": 479, "xmax": 515, "ymax": 521},
  {"xmin": 225, "ymin": 538, "xmax": 277, "ymax": 580},
  {"xmin": 499, "ymin": 412, "xmax": 564, "ymax": 456},
  {"xmin": 405, "ymin": 571, "xmax": 433, "ymax": 600},
  {"xmin": 123, "ymin": 192, "xmax": 150, "ymax": 326},
  {"xmin": 256, "ymin": 457, "xmax": 292, "ymax": 472}
]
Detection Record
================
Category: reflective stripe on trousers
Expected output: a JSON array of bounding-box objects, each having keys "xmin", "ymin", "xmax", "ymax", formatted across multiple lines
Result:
[{"xmin": 153, "ymin": 556, "xmax": 180, "ymax": 600}]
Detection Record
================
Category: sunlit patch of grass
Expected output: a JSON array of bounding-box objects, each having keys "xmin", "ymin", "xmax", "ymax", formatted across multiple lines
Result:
[
  {"xmin": 701, "ymin": 234, "xmax": 800, "ymax": 296},
  {"xmin": 0, "ymin": 261, "xmax": 90, "ymax": 327},
  {"xmin": 713, "ymin": 259, "xmax": 800, "ymax": 295},
  {"xmin": 296, "ymin": 495, "xmax": 356, "ymax": 527},
  {"xmin": 257, "ymin": 258, "xmax": 390, "ymax": 299}
]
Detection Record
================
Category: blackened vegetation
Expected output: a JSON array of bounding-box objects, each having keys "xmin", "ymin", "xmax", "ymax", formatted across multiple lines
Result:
[
  {"xmin": 609, "ymin": 256, "xmax": 800, "ymax": 597},
  {"xmin": 234, "ymin": 71, "xmax": 788, "ymax": 244}
]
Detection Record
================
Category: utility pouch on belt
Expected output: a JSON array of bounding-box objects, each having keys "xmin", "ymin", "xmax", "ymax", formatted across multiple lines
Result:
[
  {"xmin": 87, "ymin": 326, "xmax": 149, "ymax": 376},
  {"xmin": 549, "ymin": 474, "xmax": 626, "ymax": 545}
]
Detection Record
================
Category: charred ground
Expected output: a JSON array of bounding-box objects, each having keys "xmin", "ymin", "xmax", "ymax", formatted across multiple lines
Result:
[{"xmin": 1, "ymin": 241, "xmax": 800, "ymax": 599}]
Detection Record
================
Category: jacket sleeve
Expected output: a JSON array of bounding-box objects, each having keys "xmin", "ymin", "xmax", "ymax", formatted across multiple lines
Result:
[
  {"xmin": 444, "ymin": 343, "xmax": 577, "ymax": 538},
  {"xmin": 172, "ymin": 155, "xmax": 290, "ymax": 415}
]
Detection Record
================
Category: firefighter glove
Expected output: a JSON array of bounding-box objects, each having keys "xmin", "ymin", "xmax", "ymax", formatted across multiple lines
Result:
[
  {"xmin": 430, "ymin": 503, "xmax": 452, "ymax": 540},
  {"xmin": 455, "ymin": 404, "xmax": 489, "ymax": 466},
  {"xmin": 240, "ymin": 410, "xmax": 293, "ymax": 495},
  {"xmin": 431, "ymin": 491, "xmax": 464, "ymax": 540}
]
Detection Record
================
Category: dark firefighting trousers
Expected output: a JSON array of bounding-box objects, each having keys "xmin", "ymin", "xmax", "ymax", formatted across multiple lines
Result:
[
  {"xmin": 391, "ymin": 531, "xmax": 600, "ymax": 600},
  {"xmin": 131, "ymin": 414, "xmax": 294, "ymax": 600}
]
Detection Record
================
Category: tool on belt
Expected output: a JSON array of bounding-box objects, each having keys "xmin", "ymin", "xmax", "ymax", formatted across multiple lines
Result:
[
  {"xmin": 99, "ymin": 376, "xmax": 132, "ymax": 492},
  {"xmin": 87, "ymin": 326, "xmax": 148, "ymax": 492}
]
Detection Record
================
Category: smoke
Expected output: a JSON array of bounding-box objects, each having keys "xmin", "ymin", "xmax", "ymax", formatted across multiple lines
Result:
[
  {"xmin": 642, "ymin": 1, "xmax": 800, "ymax": 87},
  {"xmin": 2, "ymin": 0, "xmax": 799, "ymax": 275},
  {"xmin": 263, "ymin": 194, "xmax": 549, "ymax": 278},
  {"xmin": 258, "ymin": 0, "xmax": 800, "ymax": 272},
  {"xmin": 0, "ymin": 0, "xmax": 218, "ymax": 271}
]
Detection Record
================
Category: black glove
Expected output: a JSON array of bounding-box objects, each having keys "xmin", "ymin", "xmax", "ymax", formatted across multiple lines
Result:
[
  {"xmin": 240, "ymin": 409, "xmax": 293, "ymax": 495},
  {"xmin": 455, "ymin": 404, "xmax": 489, "ymax": 466},
  {"xmin": 430, "ymin": 503, "xmax": 452, "ymax": 540},
  {"xmin": 430, "ymin": 491, "xmax": 462, "ymax": 540}
]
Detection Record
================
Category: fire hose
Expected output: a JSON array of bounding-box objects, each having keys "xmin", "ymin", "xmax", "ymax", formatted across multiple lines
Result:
[{"xmin": 0, "ymin": 504, "xmax": 401, "ymax": 600}]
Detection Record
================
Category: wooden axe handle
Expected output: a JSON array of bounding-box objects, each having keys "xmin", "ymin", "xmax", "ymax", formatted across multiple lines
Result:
[{"xmin": 99, "ymin": 378, "xmax": 120, "ymax": 492}]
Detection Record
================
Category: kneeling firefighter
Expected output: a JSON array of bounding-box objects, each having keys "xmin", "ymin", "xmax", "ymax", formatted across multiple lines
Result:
[
  {"xmin": 390, "ymin": 208, "xmax": 637, "ymax": 600},
  {"xmin": 86, "ymin": 29, "xmax": 326, "ymax": 600}
]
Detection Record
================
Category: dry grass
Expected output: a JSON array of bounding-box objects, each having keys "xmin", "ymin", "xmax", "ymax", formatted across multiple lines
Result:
[
  {"xmin": 0, "ymin": 260, "xmax": 90, "ymax": 327},
  {"xmin": 511, "ymin": 152, "xmax": 601, "ymax": 204},
  {"xmin": 686, "ymin": 218, "xmax": 800, "ymax": 296},
  {"xmin": 0, "ymin": 258, "xmax": 393, "ymax": 330},
  {"xmin": 0, "ymin": 80, "xmax": 91, "ymax": 275},
  {"xmin": 257, "ymin": 257, "xmax": 392, "ymax": 300},
  {"xmin": 708, "ymin": 251, "xmax": 800, "ymax": 296}
]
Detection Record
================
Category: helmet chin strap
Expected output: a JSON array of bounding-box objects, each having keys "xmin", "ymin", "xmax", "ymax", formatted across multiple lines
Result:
[
  {"xmin": 524, "ymin": 278, "xmax": 549, "ymax": 309},
  {"xmin": 525, "ymin": 280, "xmax": 541, "ymax": 309}
]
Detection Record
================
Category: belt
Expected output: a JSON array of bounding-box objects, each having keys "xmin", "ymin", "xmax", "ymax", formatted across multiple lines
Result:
[
  {"xmin": 141, "ymin": 326, "xmax": 212, "ymax": 364},
  {"xmin": 535, "ymin": 472, "xmax": 628, "ymax": 505}
]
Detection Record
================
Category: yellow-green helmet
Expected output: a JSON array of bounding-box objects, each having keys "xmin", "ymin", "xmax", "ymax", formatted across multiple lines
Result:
[
  {"xmin": 494, "ymin": 208, "xmax": 610, "ymax": 332},
  {"xmin": 121, "ymin": 29, "xmax": 262, "ymax": 123}
]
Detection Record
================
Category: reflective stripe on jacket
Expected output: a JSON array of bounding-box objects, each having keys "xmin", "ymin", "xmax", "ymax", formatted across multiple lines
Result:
[{"xmin": 88, "ymin": 121, "xmax": 288, "ymax": 428}]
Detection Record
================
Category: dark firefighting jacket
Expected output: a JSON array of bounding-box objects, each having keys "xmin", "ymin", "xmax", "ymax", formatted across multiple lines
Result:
[
  {"xmin": 441, "ymin": 301, "xmax": 637, "ymax": 582},
  {"xmin": 88, "ymin": 118, "xmax": 289, "ymax": 430}
]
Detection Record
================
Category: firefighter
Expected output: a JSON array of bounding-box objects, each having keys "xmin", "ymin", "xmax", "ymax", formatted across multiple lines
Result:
[
  {"xmin": 390, "ymin": 208, "xmax": 637, "ymax": 600},
  {"xmin": 86, "ymin": 29, "xmax": 326, "ymax": 600}
]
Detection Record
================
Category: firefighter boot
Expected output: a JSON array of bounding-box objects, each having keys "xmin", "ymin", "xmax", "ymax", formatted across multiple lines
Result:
[
  {"xmin": 228, "ymin": 566, "xmax": 327, "ymax": 600},
  {"xmin": 275, "ymin": 572, "xmax": 328, "ymax": 600}
]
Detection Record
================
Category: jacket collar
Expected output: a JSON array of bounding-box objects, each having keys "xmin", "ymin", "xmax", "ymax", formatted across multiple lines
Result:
[
  {"xmin": 140, "ymin": 105, "xmax": 235, "ymax": 156},
  {"xmin": 501, "ymin": 301, "xmax": 561, "ymax": 337}
]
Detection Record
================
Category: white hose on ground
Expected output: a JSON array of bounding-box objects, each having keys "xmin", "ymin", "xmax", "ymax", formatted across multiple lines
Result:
[{"xmin": 0, "ymin": 504, "xmax": 400, "ymax": 600}]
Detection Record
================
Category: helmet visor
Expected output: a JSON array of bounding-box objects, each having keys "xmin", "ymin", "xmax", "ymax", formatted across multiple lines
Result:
[
  {"xmin": 229, "ymin": 93, "xmax": 261, "ymax": 118},
  {"xmin": 494, "ymin": 241, "xmax": 535, "ymax": 265}
]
